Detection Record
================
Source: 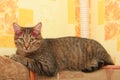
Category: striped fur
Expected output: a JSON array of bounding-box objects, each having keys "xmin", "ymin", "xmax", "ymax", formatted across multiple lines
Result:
[{"xmin": 11, "ymin": 22, "xmax": 114, "ymax": 76}]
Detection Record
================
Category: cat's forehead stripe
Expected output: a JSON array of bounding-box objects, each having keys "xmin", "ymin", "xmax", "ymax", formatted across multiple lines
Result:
[
  {"xmin": 21, "ymin": 29, "xmax": 30, "ymax": 42},
  {"xmin": 24, "ymin": 28, "xmax": 32, "ymax": 34}
]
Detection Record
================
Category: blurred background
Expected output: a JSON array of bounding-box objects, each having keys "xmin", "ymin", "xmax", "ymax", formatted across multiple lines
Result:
[{"xmin": 0, "ymin": 0, "xmax": 120, "ymax": 65}]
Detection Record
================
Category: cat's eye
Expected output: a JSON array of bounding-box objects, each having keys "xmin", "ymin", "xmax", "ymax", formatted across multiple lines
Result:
[
  {"xmin": 18, "ymin": 38, "xmax": 24, "ymax": 42},
  {"xmin": 30, "ymin": 39, "xmax": 34, "ymax": 42}
]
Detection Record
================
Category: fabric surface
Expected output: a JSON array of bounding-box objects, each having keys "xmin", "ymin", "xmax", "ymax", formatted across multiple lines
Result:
[{"xmin": 0, "ymin": 56, "xmax": 120, "ymax": 80}]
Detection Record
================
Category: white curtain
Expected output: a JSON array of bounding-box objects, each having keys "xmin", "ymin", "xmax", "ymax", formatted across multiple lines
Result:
[{"xmin": 80, "ymin": 0, "xmax": 89, "ymax": 38}]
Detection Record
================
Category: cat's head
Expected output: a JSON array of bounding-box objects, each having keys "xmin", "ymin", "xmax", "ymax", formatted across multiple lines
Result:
[{"xmin": 13, "ymin": 22, "xmax": 42, "ymax": 53}]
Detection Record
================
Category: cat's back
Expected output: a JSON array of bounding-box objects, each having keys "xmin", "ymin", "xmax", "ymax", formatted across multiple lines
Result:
[
  {"xmin": 44, "ymin": 36, "xmax": 106, "ymax": 56},
  {"xmin": 45, "ymin": 36, "xmax": 100, "ymax": 47},
  {"xmin": 45, "ymin": 36, "xmax": 83, "ymax": 48}
]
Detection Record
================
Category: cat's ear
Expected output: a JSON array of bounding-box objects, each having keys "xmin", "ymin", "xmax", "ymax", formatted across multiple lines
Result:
[
  {"xmin": 13, "ymin": 23, "xmax": 23, "ymax": 37},
  {"xmin": 34, "ymin": 22, "xmax": 42, "ymax": 32},
  {"xmin": 13, "ymin": 22, "xmax": 21, "ymax": 32},
  {"xmin": 31, "ymin": 22, "xmax": 42, "ymax": 37}
]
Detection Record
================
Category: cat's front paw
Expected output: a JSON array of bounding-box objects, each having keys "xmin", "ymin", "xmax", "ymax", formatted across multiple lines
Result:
[
  {"xmin": 9, "ymin": 54, "xmax": 19, "ymax": 61},
  {"xmin": 9, "ymin": 54, "xmax": 28, "ymax": 66}
]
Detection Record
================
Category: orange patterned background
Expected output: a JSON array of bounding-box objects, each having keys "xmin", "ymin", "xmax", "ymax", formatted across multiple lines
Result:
[
  {"xmin": 0, "ymin": 0, "xmax": 120, "ymax": 65},
  {"xmin": 89, "ymin": 0, "xmax": 120, "ymax": 65}
]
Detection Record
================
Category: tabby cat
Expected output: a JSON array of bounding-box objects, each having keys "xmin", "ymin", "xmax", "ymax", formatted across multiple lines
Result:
[{"xmin": 10, "ymin": 22, "xmax": 114, "ymax": 76}]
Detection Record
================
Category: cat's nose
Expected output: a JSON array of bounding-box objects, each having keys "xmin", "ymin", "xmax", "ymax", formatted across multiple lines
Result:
[
  {"xmin": 25, "ymin": 43, "xmax": 29, "ymax": 49},
  {"xmin": 25, "ymin": 46, "xmax": 29, "ymax": 50}
]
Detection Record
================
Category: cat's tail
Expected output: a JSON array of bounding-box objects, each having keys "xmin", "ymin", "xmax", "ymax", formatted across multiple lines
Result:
[{"xmin": 103, "ymin": 56, "xmax": 114, "ymax": 65}]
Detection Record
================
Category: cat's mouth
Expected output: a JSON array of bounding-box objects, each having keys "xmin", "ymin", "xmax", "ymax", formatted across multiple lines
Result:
[
  {"xmin": 23, "ymin": 48, "xmax": 37, "ymax": 53},
  {"xmin": 23, "ymin": 47, "xmax": 32, "ymax": 53}
]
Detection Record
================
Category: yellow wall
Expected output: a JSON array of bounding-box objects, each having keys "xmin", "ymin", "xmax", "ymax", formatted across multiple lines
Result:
[{"xmin": 18, "ymin": 0, "xmax": 75, "ymax": 38}]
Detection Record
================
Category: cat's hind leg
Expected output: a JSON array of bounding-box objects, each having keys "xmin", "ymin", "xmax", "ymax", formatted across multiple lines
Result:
[
  {"xmin": 81, "ymin": 64, "xmax": 98, "ymax": 72},
  {"xmin": 81, "ymin": 59, "xmax": 104, "ymax": 72}
]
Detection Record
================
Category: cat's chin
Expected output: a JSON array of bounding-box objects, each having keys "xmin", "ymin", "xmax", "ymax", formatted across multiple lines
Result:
[{"xmin": 23, "ymin": 50, "xmax": 33, "ymax": 53}]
